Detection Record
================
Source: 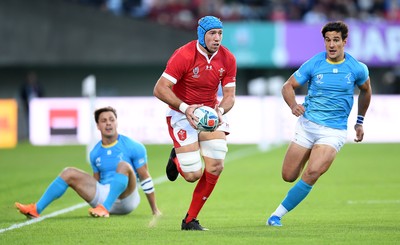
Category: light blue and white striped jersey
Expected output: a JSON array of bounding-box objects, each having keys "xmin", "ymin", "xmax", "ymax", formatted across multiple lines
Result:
[
  {"xmin": 89, "ymin": 134, "xmax": 147, "ymax": 184},
  {"xmin": 293, "ymin": 51, "xmax": 369, "ymax": 129}
]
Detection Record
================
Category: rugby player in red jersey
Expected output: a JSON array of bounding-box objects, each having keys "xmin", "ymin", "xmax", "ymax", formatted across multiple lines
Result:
[{"xmin": 154, "ymin": 16, "xmax": 237, "ymax": 231}]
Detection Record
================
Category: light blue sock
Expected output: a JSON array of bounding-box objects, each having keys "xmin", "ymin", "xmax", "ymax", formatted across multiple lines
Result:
[
  {"xmin": 281, "ymin": 179, "xmax": 313, "ymax": 212},
  {"xmin": 103, "ymin": 173, "xmax": 128, "ymax": 211},
  {"xmin": 36, "ymin": 176, "xmax": 68, "ymax": 214}
]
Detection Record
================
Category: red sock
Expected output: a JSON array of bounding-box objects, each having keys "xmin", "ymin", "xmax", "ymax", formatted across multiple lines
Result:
[
  {"xmin": 185, "ymin": 171, "xmax": 219, "ymax": 223},
  {"xmin": 172, "ymin": 156, "xmax": 184, "ymax": 177}
]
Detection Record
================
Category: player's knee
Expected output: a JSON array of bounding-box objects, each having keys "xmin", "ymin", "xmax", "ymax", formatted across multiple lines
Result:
[
  {"xmin": 200, "ymin": 139, "xmax": 228, "ymax": 160},
  {"xmin": 302, "ymin": 169, "xmax": 322, "ymax": 184},
  {"xmin": 282, "ymin": 174, "xmax": 297, "ymax": 183},
  {"xmin": 207, "ymin": 160, "xmax": 224, "ymax": 175},
  {"xmin": 60, "ymin": 167, "xmax": 79, "ymax": 184},
  {"xmin": 61, "ymin": 166, "xmax": 79, "ymax": 177},
  {"xmin": 116, "ymin": 161, "xmax": 134, "ymax": 175},
  {"xmin": 215, "ymin": 162, "xmax": 224, "ymax": 174},
  {"xmin": 282, "ymin": 171, "xmax": 297, "ymax": 183},
  {"xmin": 184, "ymin": 172, "xmax": 202, "ymax": 183}
]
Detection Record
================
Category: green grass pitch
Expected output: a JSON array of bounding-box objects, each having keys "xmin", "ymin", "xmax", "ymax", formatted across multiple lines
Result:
[{"xmin": 0, "ymin": 142, "xmax": 399, "ymax": 244}]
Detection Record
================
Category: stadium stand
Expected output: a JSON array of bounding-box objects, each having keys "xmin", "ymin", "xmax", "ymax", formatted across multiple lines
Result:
[{"xmin": 69, "ymin": 0, "xmax": 400, "ymax": 29}]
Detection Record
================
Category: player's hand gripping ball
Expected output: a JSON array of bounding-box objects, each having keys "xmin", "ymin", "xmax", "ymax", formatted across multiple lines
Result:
[{"xmin": 193, "ymin": 106, "xmax": 219, "ymax": 132}]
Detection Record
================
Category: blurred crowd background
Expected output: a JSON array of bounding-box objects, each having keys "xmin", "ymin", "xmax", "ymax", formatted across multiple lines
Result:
[
  {"xmin": 0, "ymin": 0, "xmax": 399, "ymax": 141},
  {"xmin": 73, "ymin": 0, "xmax": 400, "ymax": 29}
]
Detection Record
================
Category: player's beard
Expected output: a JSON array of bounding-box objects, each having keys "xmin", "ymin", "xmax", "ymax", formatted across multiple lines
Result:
[
  {"xmin": 103, "ymin": 128, "xmax": 116, "ymax": 139},
  {"xmin": 206, "ymin": 45, "xmax": 218, "ymax": 54}
]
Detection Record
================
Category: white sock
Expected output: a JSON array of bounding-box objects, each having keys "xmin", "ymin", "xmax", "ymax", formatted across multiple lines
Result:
[{"xmin": 271, "ymin": 204, "xmax": 288, "ymax": 218}]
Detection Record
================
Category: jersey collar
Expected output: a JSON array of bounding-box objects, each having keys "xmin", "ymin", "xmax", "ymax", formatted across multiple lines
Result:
[
  {"xmin": 197, "ymin": 41, "xmax": 218, "ymax": 64},
  {"xmin": 101, "ymin": 134, "xmax": 119, "ymax": 148},
  {"xmin": 326, "ymin": 58, "xmax": 345, "ymax": 64}
]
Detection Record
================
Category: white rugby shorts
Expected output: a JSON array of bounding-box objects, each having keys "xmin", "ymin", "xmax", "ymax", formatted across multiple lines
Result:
[
  {"xmin": 166, "ymin": 108, "xmax": 230, "ymax": 147},
  {"xmin": 89, "ymin": 183, "xmax": 140, "ymax": 214},
  {"xmin": 293, "ymin": 116, "xmax": 347, "ymax": 152}
]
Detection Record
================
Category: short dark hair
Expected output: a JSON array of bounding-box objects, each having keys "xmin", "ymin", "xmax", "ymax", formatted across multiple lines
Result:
[
  {"xmin": 94, "ymin": 106, "xmax": 117, "ymax": 123},
  {"xmin": 321, "ymin": 21, "xmax": 348, "ymax": 40}
]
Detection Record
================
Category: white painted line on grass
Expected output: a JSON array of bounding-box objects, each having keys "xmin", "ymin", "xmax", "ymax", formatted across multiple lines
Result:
[
  {"xmin": 0, "ymin": 203, "xmax": 88, "ymax": 234},
  {"xmin": 347, "ymin": 200, "xmax": 400, "ymax": 205},
  {"xmin": 1, "ymin": 146, "xmax": 261, "ymax": 234}
]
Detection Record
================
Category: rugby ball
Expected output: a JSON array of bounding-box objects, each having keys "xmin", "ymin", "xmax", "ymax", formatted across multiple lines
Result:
[{"xmin": 193, "ymin": 106, "xmax": 219, "ymax": 132}]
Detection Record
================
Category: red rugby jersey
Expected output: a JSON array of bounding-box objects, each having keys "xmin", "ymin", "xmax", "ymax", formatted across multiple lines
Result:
[{"xmin": 162, "ymin": 40, "xmax": 236, "ymax": 108}]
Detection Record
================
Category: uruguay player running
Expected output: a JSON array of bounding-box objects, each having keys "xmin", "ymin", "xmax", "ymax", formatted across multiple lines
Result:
[
  {"xmin": 15, "ymin": 106, "xmax": 161, "ymax": 219},
  {"xmin": 266, "ymin": 21, "xmax": 372, "ymax": 226}
]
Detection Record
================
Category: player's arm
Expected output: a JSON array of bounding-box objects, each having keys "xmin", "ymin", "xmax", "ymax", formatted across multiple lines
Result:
[
  {"xmin": 90, "ymin": 154, "xmax": 100, "ymax": 181},
  {"xmin": 215, "ymin": 85, "xmax": 235, "ymax": 124},
  {"xmin": 354, "ymin": 77, "xmax": 372, "ymax": 142},
  {"xmin": 135, "ymin": 164, "xmax": 161, "ymax": 216},
  {"xmin": 218, "ymin": 86, "xmax": 235, "ymax": 115},
  {"xmin": 153, "ymin": 76, "xmax": 201, "ymax": 128},
  {"xmin": 356, "ymin": 77, "xmax": 372, "ymax": 118},
  {"xmin": 153, "ymin": 76, "xmax": 183, "ymax": 111},
  {"xmin": 93, "ymin": 172, "xmax": 100, "ymax": 181},
  {"xmin": 282, "ymin": 75, "xmax": 305, "ymax": 117},
  {"xmin": 129, "ymin": 141, "xmax": 161, "ymax": 215}
]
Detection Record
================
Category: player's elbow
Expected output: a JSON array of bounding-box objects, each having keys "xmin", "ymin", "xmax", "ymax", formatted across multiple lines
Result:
[
  {"xmin": 153, "ymin": 85, "xmax": 160, "ymax": 98},
  {"xmin": 153, "ymin": 87, "xmax": 165, "ymax": 102},
  {"xmin": 281, "ymin": 83, "xmax": 292, "ymax": 95},
  {"xmin": 153, "ymin": 82, "xmax": 168, "ymax": 99}
]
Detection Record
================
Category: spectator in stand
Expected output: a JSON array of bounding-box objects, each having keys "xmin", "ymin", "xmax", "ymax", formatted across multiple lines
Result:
[{"xmin": 67, "ymin": 0, "xmax": 400, "ymax": 29}]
